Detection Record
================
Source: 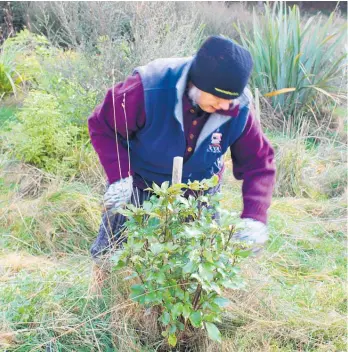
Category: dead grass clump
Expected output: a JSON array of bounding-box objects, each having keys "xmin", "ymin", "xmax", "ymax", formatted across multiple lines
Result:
[
  {"xmin": 1, "ymin": 160, "xmax": 50, "ymax": 199},
  {"xmin": 0, "ymin": 252, "xmax": 53, "ymax": 274},
  {"xmin": 0, "ymin": 330, "xmax": 17, "ymax": 349}
]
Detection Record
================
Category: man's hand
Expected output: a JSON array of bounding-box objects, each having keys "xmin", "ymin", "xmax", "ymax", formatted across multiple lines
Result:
[
  {"xmin": 233, "ymin": 218, "xmax": 269, "ymax": 254},
  {"xmin": 103, "ymin": 176, "xmax": 133, "ymax": 210}
]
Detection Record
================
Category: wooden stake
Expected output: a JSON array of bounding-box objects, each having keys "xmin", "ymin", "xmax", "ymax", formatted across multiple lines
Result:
[
  {"xmin": 172, "ymin": 156, "xmax": 183, "ymax": 184},
  {"xmin": 255, "ymin": 88, "xmax": 261, "ymax": 121}
]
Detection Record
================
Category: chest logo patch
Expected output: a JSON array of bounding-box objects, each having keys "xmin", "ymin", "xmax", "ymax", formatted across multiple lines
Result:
[{"xmin": 208, "ymin": 132, "xmax": 222, "ymax": 153}]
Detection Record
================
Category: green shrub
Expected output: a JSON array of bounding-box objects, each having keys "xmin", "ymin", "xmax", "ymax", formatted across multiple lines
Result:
[
  {"xmin": 0, "ymin": 29, "xmax": 54, "ymax": 96},
  {"xmin": 236, "ymin": 2, "xmax": 347, "ymax": 119},
  {"xmin": 113, "ymin": 177, "xmax": 251, "ymax": 347},
  {"xmin": 31, "ymin": 48, "xmax": 100, "ymax": 131},
  {"xmin": 42, "ymin": 73, "xmax": 99, "ymax": 127},
  {"xmin": 6, "ymin": 91, "xmax": 80, "ymax": 175},
  {"xmin": 4, "ymin": 29, "xmax": 52, "ymax": 57}
]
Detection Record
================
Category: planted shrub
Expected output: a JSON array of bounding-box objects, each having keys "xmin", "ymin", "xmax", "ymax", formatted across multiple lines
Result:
[{"xmin": 112, "ymin": 176, "xmax": 251, "ymax": 348}]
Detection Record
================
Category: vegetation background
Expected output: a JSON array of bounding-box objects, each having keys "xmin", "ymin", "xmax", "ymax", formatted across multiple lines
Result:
[{"xmin": 0, "ymin": 1, "xmax": 347, "ymax": 351}]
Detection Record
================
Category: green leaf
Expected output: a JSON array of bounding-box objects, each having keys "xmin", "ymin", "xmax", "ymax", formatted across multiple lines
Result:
[
  {"xmin": 184, "ymin": 227, "xmax": 202, "ymax": 238},
  {"xmin": 174, "ymin": 288, "xmax": 185, "ymax": 300},
  {"xmin": 155, "ymin": 272, "xmax": 166, "ymax": 284},
  {"xmin": 205, "ymin": 175, "xmax": 219, "ymax": 188},
  {"xmin": 123, "ymin": 272, "xmax": 138, "ymax": 281},
  {"xmin": 189, "ymin": 311, "xmax": 202, "ymax": 328},
  {"xmin": 150, "ymin": 243, "xmax": 164, "ymax": 255},
  {"xmin": 178, "ymin": 321, "xmax": 185, "ymax": 331},
  {"xmin": 203, "ymin": 250, "xmax": 213, "ymax": 262},
  {"xmin": 213, "ymin": 297, "xmax": 231, "ymax": 308},
  {"xmin": 199, "ymin": 263, "xmax": 215, "ymax": 281},
  {"xmin": 132, "ymin": 242, "xmax": 145, "ymax": 252},
  {"xmin": 205, "ymin": 322, "xmax": 222, "ymax": 343},
  {"xmin": 203, "ymin": 313, "xmax": 220, "ymax": 322},
  {"xmin": 165, "ymin": 243, "xmax": 179, "ymax": 252},
  {"xmin": 182, "ymin": 305, "xmax": 191, "ymax": 319},
  {"xmin": 171, "ymin": 303, "xmax": 183, "ymax": 319},
  {"xmin": 221, "ymin": 279, "xmax": 246, "ymax": 290},
  {"xmin": 161, "ymin": 181, "xmax": 170, "ymax": 191},
  {"xmin": 112, "ymin": 259, "xmax": 126, "ymax": 270},
  {"xmin": 188, "ymin": 180, "xmax": 200, "ymax": 191},
  {"xmin": 110, "ymin": 251, "xmax": 124, "ymax": 267},
  {"xmin": 234, "ymin": 249, "xmax": 252, "ymax": 258},
  {"xmin": 209, "ymin": 282, "xmax": 222, "ymax": 295},
  {"xmin": 130, "ymin": 284, "xmax": 145, "ymax": 295},
  {"xmin": 144, "ymin": 291, "xmax": 157, "ymax": 304},
  {"xmin": 169, "ymin": 325, "xmax": 177, "ymax": 334},
  {"xmin": 142, "ymin": 200, "xmax": 153, "ymax": 212},
  {"xmin": 160, "ymin": 312, "xmax": 170, "ymax": 326},
  {"xmin": 169, "ymin": 183, "xmax": 187, "ymax": 192},
  {"xmin": 183, "ymin": 260, "xmax": 197, "ymax": 274},
  {"xmin": 168, "ymin": 334, "xmax": 177, "ymax": 347}
]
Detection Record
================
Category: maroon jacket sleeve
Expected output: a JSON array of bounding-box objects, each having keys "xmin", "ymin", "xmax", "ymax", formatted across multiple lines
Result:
[
  {"xmin": 88, "ymin": 73, "xmax": 145, "ymax": 184},
  {"xmin": 230, "ymin": 108, "xmax": 276, "ymax": 224}
]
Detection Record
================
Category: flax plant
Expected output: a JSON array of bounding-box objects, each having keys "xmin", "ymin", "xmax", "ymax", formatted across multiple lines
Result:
[
  {"xmin": 236, "ymin": 2, "xmax": 347, "ymax": 119},
  {"xmin": 0, "ymin": 40, "xmax": 24, "ymax": 95}
]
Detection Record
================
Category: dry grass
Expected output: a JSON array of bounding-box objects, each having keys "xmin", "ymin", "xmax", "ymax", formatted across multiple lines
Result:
[
  {"xmin": 0, "ymin": 252, "xmax": 53, "ymax": 275},
  {"xmin": 0, "ymin": 158, "xmax": 101, "ymax": 255},
  {"xmin": 193, "ymin": 2, "xmax": 253, "ymax": 41}
]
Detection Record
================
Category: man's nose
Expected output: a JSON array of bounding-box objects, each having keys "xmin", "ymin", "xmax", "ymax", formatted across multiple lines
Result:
[{"xmin": 218, "ymin": 101, "xmax": 230, "ymax": 110}]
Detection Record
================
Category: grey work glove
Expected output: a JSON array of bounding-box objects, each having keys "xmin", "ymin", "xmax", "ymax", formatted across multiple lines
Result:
[
  {"xmin": 103, "ymin": 176, "xmax": 133, "ymax": 210},
  {"xmin": 233, "ymin": 218, "xmax": 269, "ymax": 254}
]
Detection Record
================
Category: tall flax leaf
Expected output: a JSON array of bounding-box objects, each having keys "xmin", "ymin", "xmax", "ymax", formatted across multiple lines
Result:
[{"xmin": 236, "ymin": 2, "xmax": 347, "ymax": 119}]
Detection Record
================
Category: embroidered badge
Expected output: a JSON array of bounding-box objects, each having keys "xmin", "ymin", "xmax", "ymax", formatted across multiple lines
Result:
[{"xmin": 208, "ymin": 132, "xmax": 222, "ymax": 153}]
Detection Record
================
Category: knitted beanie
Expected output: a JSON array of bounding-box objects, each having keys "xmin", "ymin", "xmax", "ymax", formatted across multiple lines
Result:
[{"xmin": 189, "ymin": 36, "xmax": 253, "ymax": 99}]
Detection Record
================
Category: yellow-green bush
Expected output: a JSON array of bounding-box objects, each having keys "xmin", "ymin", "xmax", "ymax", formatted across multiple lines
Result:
[
  {"xmin": 6, "ymin": 91, "xmax": 80, "ymax": 175},
  {"xmin": 0, "ymin": 29, "xmax": 53, "ymax": 96}
]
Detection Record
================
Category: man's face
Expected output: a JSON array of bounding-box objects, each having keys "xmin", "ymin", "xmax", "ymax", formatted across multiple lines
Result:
[{"xmin": 195, "ymin": 90, "xmax": 233, "ymax": 113}]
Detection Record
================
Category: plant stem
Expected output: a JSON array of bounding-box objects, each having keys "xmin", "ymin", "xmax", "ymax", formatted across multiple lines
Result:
[
  {"xmin": 134, "ymin": 267, "xmax": 145, "ymax": 284},
  {"xmin": 224, "ymin": 225, "xmax": 235, "ymax": 250},
  {"xmin": 164, "ymin": 203, "xmax": 168, "ymax": 241},
  {"xmin": 192, "ymin": 284, "xmax": 202, "ymax": 310}
]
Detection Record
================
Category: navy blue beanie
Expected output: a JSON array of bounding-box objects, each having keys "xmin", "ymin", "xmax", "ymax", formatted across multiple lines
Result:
[{"xmin": 189, "ymin": 36, "xmax": 253, "ymax": 99}]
